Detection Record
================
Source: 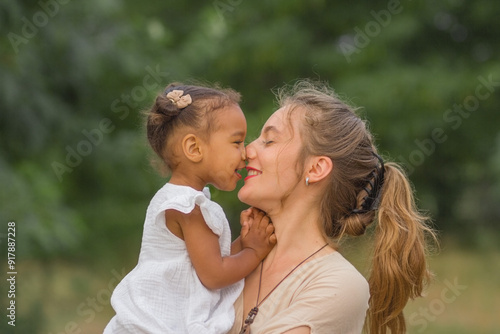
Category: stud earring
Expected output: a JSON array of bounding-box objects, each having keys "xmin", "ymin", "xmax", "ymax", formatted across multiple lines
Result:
[{"xmin": 305, "ymin": 177, "xmax": 309, "ymax": 186}]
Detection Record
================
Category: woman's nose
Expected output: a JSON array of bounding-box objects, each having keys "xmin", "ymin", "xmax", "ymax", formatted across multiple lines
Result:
[{"xmin": 245, "ymin": 141, "xmax": 257, "ymax": 160}]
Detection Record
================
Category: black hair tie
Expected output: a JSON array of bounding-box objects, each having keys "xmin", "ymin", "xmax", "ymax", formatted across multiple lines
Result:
[{"xmin": 351, "ymin": 152, "xmax": 385, "ymax": 215}]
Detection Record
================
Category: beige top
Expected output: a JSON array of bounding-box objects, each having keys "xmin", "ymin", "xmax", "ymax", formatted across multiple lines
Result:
[{"xmin": 228, "ymin": 252, "xmax": 369, "ymax": 334}]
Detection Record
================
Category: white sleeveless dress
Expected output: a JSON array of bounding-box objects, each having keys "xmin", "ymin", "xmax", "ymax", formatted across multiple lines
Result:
[{"xmin": 104, "ymin": 183, "xmax": 244, "ymax": 333}]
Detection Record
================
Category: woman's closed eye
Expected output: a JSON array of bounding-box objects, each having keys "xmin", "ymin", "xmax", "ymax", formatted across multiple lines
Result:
[{"xmin": 262, "ymin": 139, "xmax": 274, "ymax": 146}]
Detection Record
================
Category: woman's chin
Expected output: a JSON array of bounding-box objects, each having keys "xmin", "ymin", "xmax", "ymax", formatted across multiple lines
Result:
[{"xmin": 237, "ymin": 186, "xmax": 254, "ymax": 205}]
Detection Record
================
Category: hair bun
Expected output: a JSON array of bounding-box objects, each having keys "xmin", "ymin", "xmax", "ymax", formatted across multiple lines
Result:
[
  {"xmin": 149, "ymin": 95, "xmax": 182, "ymax": 125},
  {"xmin": 337, "ymin": 212, "xmax": 374, "ymax": 237}
]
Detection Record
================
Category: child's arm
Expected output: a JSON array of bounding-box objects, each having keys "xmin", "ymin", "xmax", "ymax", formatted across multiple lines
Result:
[
  {"xmin": 168, "ymin": 207, "xmax": 274, "ymax": 290},
  {"xmin": 231, "ymin": 236, "xmax": 243, "ymax": 255}
]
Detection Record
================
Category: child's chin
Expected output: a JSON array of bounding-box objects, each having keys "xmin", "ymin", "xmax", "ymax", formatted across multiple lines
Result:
[
  {"xmin": 213, "ymin": 180, "xmax": 237, "ymax": 192},
  {"xmin": 227, "ymin": 185, "xmax": 237, "ymax": 192}
]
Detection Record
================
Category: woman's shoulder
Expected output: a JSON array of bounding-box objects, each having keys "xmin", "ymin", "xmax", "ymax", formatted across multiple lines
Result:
[
  {"xmin": 321, "ymin": 251, "xmax": 365, "ymax": 274},
  {"xmin": 301, "ymin": 251, "xmax": 369, "ymax": 297},
  {"xmin": 288, "ymin": 251, "xmax": 370, "ymax": 317}
]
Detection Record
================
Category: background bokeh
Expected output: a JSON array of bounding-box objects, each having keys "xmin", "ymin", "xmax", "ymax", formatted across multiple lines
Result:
[{"xmin": 1, "ymin": 0, "xmax": 499, "ymax": 333}]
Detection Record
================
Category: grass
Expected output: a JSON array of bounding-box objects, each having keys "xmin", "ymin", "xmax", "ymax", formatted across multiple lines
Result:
[
  {"xmin": 342, "ymin": 236, "xmax": 500, "ymax": 334},
  {"xmin": 403, "ymin": 242, "xmax": 500, "ymax": 334},
  {"xmin": 10, "ymin": 237, "xmax": 500, "ymax": 334}
]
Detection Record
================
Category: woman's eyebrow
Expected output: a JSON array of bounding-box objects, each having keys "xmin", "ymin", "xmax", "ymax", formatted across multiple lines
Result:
[{"xmin": 261, "ymin": 125, "xmax": 280, "ymax": 136}]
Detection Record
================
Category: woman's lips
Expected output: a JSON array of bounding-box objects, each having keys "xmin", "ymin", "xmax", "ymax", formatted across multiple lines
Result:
[{"xmin": 244, "ymin": 166, "xmax": 262, "ymax": 181}]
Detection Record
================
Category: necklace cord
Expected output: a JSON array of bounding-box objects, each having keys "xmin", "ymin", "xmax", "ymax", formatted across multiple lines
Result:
[
  {"xmin": 240, "ymin": 243, "xmax": 329, "ymax": 334},
  {"xmin": 256, "ymin": 243, "xmax": 328, "ymax": 307},
  {"xmin": 256, "ymin": 261, "xmax": 263, "ymax": 306}
]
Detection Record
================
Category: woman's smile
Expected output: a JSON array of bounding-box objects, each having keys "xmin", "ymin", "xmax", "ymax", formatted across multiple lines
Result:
[{"xmin": 244, "ymin": 166, "xmax": 262, "ymax": 181}]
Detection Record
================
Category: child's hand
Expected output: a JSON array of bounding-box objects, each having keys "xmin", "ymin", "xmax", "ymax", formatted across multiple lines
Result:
[
  {"xmin": 240, "ymin": 208, "xmax": 276, "ymax": 260},
  {"xmin": 239, "ymin": 208, "xmax": 253, "ymax": 239}
]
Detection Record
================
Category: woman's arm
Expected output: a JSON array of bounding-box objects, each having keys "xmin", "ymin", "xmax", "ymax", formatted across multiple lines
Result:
[{"xmin": 168, "ymin": 206, "xmax": 274, "ymax": 290}]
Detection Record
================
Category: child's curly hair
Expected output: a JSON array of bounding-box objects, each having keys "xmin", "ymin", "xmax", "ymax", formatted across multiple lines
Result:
[{"xmin": 145, "ymin": 82, "xmax": 241, "ymax": 175}]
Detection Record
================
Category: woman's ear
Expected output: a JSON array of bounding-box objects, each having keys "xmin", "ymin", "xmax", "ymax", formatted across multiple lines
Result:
[
  {"xmin": 181, "ymin": 134, "xmax": 203, "ymax": 162},
  {"xmin": 306, "ymin": 156, "xmax": 333, "ymax": 184}
]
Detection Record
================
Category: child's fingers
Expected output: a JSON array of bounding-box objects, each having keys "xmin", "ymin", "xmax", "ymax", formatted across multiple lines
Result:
[
  {"xmin": 240, "ymin": 208, "xmax": 252, "ymax": 227},
  {"xmin": 250, "ymin": 208, "xmax": 265, "ymax": 229},
  {"xmin": 240, "ymin": 220, "xmax": 250, "ymax": 238},
  {"xmin": 265, "ymin": 222, "xmax": 274, "ymax": 236},
  {"xmin": 251, "ymin": 207, "xmax": 265, "ymax": 218},
  {"xmin": 269, "ymin": 233, "xmax": 277, "ymax": 245},
  {"xmin": 265, "ymin": 222, "xmax": 276, "ymax": 245},
  {"xmin": 259, "ymin": 215, "xmax": 270, "ymax": 230}
]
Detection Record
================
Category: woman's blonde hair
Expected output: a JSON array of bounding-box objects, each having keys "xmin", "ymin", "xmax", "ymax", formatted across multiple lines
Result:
[{"xmin": 277, "ymin": 80, "xmax": 437, "ymax": 334}]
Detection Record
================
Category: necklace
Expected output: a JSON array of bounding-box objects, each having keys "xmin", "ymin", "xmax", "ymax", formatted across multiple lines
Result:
[{"xmin": 239, "ymin": 243, "xmax": 329, "ymax": 334}]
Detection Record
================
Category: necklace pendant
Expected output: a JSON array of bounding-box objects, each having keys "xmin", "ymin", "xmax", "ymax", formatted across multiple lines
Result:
[
  {"xmin": 239, "ymin": 307, "xmax": 259, "ymax": 334},
  {"xmin": 239, "ymin": 324, "xmax": 250, "ymax": 334},
  {"xmin": 245, "ymin": 307, "xmax": 259, "ymax": 324}
]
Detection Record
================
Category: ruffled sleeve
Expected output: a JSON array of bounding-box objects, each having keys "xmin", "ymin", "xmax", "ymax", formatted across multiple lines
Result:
[{"xmin": 152, "ymin": 185, "xmax": 226, "ymax": 237}]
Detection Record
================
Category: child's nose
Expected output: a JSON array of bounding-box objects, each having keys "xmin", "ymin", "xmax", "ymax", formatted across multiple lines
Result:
[{"xmin": 241, "ymin": 146, "xmax": 247, "ymax": 161}]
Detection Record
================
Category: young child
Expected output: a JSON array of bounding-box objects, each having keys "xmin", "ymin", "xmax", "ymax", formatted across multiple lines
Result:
[{"xmin": 104, "ymin": 83, "xmax": 276, "ymax": 333}]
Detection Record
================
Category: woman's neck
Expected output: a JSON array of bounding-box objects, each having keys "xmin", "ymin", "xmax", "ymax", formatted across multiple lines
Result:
[{"xmin": 264, "ymin": 198, "xmax": 329, "ymax": 266}]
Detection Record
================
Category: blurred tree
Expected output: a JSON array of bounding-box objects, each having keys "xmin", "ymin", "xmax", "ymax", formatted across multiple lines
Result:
[{"xmin": 1, "ymin": 0, "xmax": 499, "ymax": 266}]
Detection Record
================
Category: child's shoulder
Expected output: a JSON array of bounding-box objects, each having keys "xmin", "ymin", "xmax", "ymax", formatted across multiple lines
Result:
[
  {"xmin": 151, "ymin": 183, "xmax": 214, "ymax": 212},
  {"xmin": 158, "ymin": 183, "xmax": 211, "ymax": 199}
]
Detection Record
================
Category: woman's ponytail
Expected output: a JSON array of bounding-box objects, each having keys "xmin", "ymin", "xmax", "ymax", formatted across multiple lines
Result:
[
  {"xmin": 367, "ymin": 162, "xmax": 436, "ymax": 334},
  {"xmin": 277, "ymin": 80, "xmax": 437, "ymax": 334}
]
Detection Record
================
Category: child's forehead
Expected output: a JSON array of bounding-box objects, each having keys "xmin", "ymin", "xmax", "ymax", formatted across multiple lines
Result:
[{"xmin": 210, "ymin": 104, "xmax": 247, "ymax": 133}]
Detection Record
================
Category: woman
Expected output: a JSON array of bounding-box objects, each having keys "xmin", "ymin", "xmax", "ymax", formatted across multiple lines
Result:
[{"xmin": 229, "ymin": 81, "xmax": 436, "ymax": 334}]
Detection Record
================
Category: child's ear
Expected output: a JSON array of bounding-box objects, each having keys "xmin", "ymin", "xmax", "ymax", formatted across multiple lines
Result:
[{"xmin": 181, "ymin": 134, "xmax": 203, "ymax": 162}]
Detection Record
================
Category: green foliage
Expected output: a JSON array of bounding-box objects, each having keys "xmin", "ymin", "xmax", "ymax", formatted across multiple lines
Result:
[{"xmin": 1, "ymin": 0, "xmax": 499, "ymax": 263}]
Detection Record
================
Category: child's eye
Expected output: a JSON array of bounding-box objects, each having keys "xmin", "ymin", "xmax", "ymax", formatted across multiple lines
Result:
[{"xmin": 234, "ymin": 140, "xmax": 243, "ymax": 145}]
